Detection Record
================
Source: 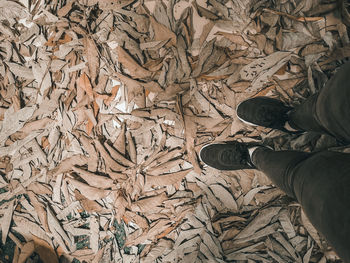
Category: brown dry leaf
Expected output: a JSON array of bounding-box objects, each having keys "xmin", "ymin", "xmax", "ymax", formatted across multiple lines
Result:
[
  {"xmin": 126, "ymin": 130, "xmax": 137, "ymax": 164},
  {"xmin": 240, "ymin": 51, "xmax": 292, "ymax": 81},
  {"xmin": 69, "ymin": 249, "xmax": 96, "ymax": 262},
  {"xmin": 148, "ymin": 148, "xmax": 183, "ymax": 168},
  {"xmin": 86, "ymin": 118, "xmax": 94, "ymax": 135},
  {"xmin": 48, "ymin": 155, "xmax": 88, "ymax": 177},
  {"xmin": 91, "ymin": 246, "xmax": 106, "ymax": 263},
  {"xmin": 15, "ymin": 117, "xmax": 53, "ymax": 138},
  {"xmin": 184, "ymin": 115, "xmax": 201, "ymax": 174},
  {"xmin": 67, "ymin": 178, "xmax": 111, "ymax": 200},
  {"xmin": 143, "ymin": 58, "xmax": 164, "ymax": 72},
  {"xmin": 149, "ymin": 16, "xmax": 176, "ymax": 47},
  {"xmin": 73, "ymin": 131, "xmax": 99, "ymax": 171},
  {"xmin": 94, "ymin": 139, "xmax": 126, "ymax": 171},
  {"xmin": 145, "ymin": 169, "xmax": 192, "ymax": 190},
  {"xmin": 113, "ymin": 122, "xmax": 127, "ymax": 155},
  {"xmin": 78, "ymin": 72, "xmax": 94, "ymax": 100},
  {"xmin": 234, "ymin": 207, "xmax": 282, "ymax": 240},
  {"xmin": 104, "ymin": 141, "xmax": 134, "ymax": 167},
  {"xmin": 215, "ymin": 32, "xmax": 249, "ymax": 47},
  {"xmin": 83, "ymin": 37, "xmax": 100, "ymax": 84},
  {"xmin": 18, "ymin": 241, "xmax": 35, "ymax": 263},
  {"xmin": 209, "ymin": 184, "xmax": 238, "ymax": 211},
  {"xmin": 113, "ymin": 191, "xmax": 129, "ymax": 223},
  {"xmin": 192, "ymin": 1, "xmax": 219, "ymax": 20},
  {"xmin": 0, "ymin": 0, "xmax": 344, "ymax": 261},
  {"xmin": 99, "ymin": 0, "xmax": 135, "ymax": 9},
  {"xmin": 125, "ymin": 218, "xmax": 170, "ymax": 246},
  {"xmin": 72, "ymin": 166, "xmax": 114, "ymax": 189},
  {"xmin": 27, "ymin": 182, "xmax": 52, "ymax": 195},
  {"xmin": 301, "ymin": 44, "xmax": 328, "ymax": 57},
  {"xmin": 46, "ymin": 206, "xmax": 72, "ymax": 252},
  {"xmin": 142, "ymin": 80, "xmax": 164, "ymax": 93},
  {"xmin": 146, "ymin": 159, "xmax": 184, "ymax": 176},
  {"xmin": 319, "ymin": 45, "xmax": 350, "ymax": 66},
  {"xmin": 156, "ymin": 214, "xmax": 185, "ymax": 239},
  {"xmin": 74, "ymin": 189, "xmax": 103, "ymax": 213},
  {"xmin": 90, "ymin": 215, "xmax": 99, "ymax": 253},
  {"xmin": 114, "ymin": 72, "xmax": 142, "ymax": 94},
  {"xmin": 27, "ymin": 191, "xmax": 50, "ymax": 232},
  {"xmin": 104, "ymin": 85, "xmax": 120, "ymax": 106},
  {"xmin": 1, "ymin": 200, "xmax": 15, "ymax": 244},
  {"xmin": 124, "ymin": 211, "xmax": 149, "ymax": 229},
  {"xmin": 131, "ymin": 192, "xmax": 168, "ymax": 213},
  {"xmin": 117, "ymin": 46, "xmax": 152, "ymax": 79},
  {"xmin": 57, "ymin": 0, "xmax": 73, "ymax": 17},
  {"xmin": 140, "ymin": 239, "xmax": 173, "ymax": 262}
]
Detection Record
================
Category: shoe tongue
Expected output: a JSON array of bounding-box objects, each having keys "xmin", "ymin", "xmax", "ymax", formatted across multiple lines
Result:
[
  {"xmin": 258, "ymin": 106, "xmax": 287, "ymax": 127},
  {"xmin": 219, "ymin": 149, "xmax": 241, "ymax": 165},
  {"xmin": 259, "ymin": 106, "xmax": 277, "ymax": 123}
]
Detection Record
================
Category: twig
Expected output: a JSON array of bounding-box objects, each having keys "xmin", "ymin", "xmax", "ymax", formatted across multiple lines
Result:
[{"xmin": 263, "ymin": 8, "xmax": 323, "ymax": 22}]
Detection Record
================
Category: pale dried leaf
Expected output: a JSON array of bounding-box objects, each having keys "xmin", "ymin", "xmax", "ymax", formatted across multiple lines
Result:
[
  {"xmin": 1, "ymin": 200, "xmax": 15, "ymax": 244},
  {"xmin": 67, "ymin": 178, "xmax": 111, "ymax": 200},
  {"xmin": 83, "ymin": 37, "xmax": 100, "ymax": 84}
]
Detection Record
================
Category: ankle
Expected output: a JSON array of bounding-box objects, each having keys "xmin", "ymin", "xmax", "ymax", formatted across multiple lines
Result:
[
  {"xmin": 247, "ymin": 146, "xmax": 261, "ymax": 159},
  {"xmin": 247, "ymin": 145, "xmax": 273, "ymax": 166}
]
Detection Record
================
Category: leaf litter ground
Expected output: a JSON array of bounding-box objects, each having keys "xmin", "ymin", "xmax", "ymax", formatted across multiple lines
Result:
[{"xmin": 0, "ymin": 0, "xmax": 349, "ymax": 262}]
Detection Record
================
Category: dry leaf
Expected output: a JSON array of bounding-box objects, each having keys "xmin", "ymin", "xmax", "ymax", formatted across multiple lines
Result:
[
  {"xmin": 117, "ymin": 46, "xmax": 152, "ymax": 79},
  {"xmin": 126, "ymin": 130, "xmax": 137, "ymax": 164},
  {"xmin": 72, "ymin": 166, "xmax": 114, "ymax": 189},
  {"xmin": 67, "ymin": 178, "xmax": 111, "ymax": 200},
  {"xmin": 145, "ymin": 169, "xmax": 192, "ymax": 190},
  {"xmin": 104, "ymin": 141, "xmax": 134, "ymax": 167},
  {"xmin": 83, "ymin": 37, "xmax": 100, "ymax": 84},
  {"xmin": 1, "ymin": 200, "xmax": 15, "ymax": 244},
  {"xmin": 27, "ymin": 191, "xmax": 50, "ymax": 232},
  {"xmin": 74, "ymin": 190, "xmax": 103, "ymax": 213},
  {"xmin": 184, "ymin": 115, "xmax": 201, "ymax": 174},
  {"xmin": 131, "ymin": 192, "xmax": 168, "ymax": 213},
  {"xmin": 48, "ymin": 155, "xmax": 89, "ymax": 177},
  {"xmin": 149, "ymin": 16, "xmax": 176, "ymax": 47},
  {"xmin": 94, "ymin": 139, "xmax": 126, "ymax": 171},
  {"xmin": 215, "ymin": 32, "xmax": 249, "ymax": 47},
  {"xmin": 209, "ymin": 184, "xmax": 238, "ymax": 211},
  {"xmin": 78, "ymin": 72, "xmax": 94, "ymax": 100},
  {"xmin": 0, "ymin": 0, "xmax": 342, "ymax": 261},
  {"xmin": 18, "ymin": 241, "xmax": 35, "ymax": 263},
  {"xmin": 99, "ymin": 0, "xmax": 135, "ymax": 9},
  {"xmin": 234, "ymin": 207, "xmax": 282, "ymax": 240}
]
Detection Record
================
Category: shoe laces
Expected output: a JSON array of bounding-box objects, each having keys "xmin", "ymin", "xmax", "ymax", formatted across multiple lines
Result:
[
  {"xmin": 219, "ymin": 148, "xmax": 245, "ymax": 165},
  {"xmin": 258, "ymin": 105, "xmax": 284, "ymax": 125}
]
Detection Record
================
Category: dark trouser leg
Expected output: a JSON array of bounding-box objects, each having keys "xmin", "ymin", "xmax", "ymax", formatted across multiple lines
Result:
[
  {"xmin": 252, "ymin": 147, "xmax": 350, "ymax": 263},
  {"xmin": 288, "ymin": 61, "xmax": 350, "ymax": 143},
  {"xmin": 288, "ymin": 94, "xmax": 327, "ymax": 133}
]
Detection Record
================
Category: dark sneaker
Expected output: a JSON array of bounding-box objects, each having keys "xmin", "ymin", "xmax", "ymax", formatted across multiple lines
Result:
[
  {"xmin": 236, "ymin": 97, "xmax": 295, "ymax": 132},
  {"xmin": 199, "ymin": 141, "xmax": 255, "ymax": 170}
]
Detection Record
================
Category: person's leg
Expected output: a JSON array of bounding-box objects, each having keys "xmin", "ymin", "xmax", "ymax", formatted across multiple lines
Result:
[
  {"xmin": 251, "ymin": 147, "xmax": 311, "ymax": 197},
  {"xmin": 236, "ymin": 62, "xmax": 350, "ymax": 142},
  {"xmin": 287, "ymin": 94, "xmax": 327, "ymax": 133},
  {"xmin": 252, "ymin": 147, "xmax": 350, "ymax": 262},
  {"xmin": 289, "ymin": 61, "xmax": 350, "ymax": 142}
]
